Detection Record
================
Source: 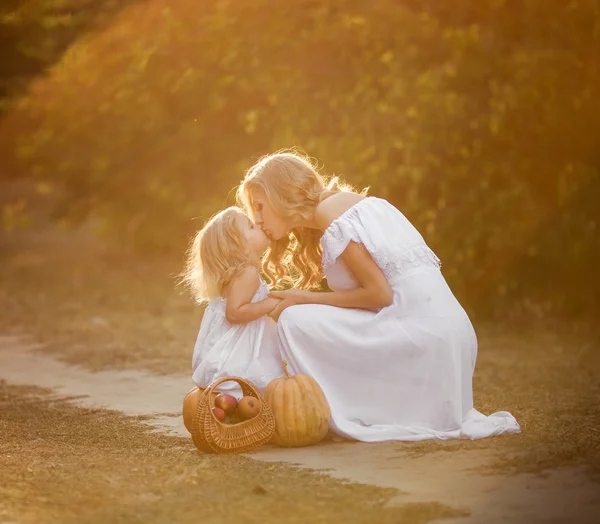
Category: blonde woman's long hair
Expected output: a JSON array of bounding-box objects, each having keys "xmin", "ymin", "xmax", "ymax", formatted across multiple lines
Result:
[
  {"xmin": 181, "ymin": 206, "xmax": 252, "ymax": 303},
  {"xmin": 236, "ymin": 150, "xmax": 366, "ymax": 289}
]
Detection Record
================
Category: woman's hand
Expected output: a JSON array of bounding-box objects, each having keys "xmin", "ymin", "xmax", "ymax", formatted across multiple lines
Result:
[
  {"xmin": 262, "ymin": 296, "xmax": 282, "ymax": 314},
  {"xmin": 268, "ymin": 289, "xmax": 311, "ymax": 318}
]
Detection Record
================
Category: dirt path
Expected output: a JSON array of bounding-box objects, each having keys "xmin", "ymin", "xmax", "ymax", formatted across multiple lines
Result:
[{"xmin": 2, "ymin": 335, "xmax": 598, "ymax": 523}]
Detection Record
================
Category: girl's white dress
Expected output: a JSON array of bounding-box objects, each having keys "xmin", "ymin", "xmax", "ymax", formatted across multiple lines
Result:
[
  {"xmin": 277, "ymin": 197, "xmax": 520, "ymax": 442},
  {"xmin": 192, "ymin": 278, "xmax": 283, "ymax": 397}
]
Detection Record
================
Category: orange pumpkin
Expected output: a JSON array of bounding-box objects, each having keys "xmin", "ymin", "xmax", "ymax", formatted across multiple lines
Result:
[
  {"xmin": 264, "ymin": 361, "xmax": 331, "ymax": 447},
  {"xmin": 182, "ymin": 386, "xmax": 218, "ymax": 434}
]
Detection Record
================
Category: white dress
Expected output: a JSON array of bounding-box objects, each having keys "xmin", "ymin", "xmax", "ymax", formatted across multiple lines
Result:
[
  {"xmin": 277, "ymin": 197, "xmax": 520, "ymax": 442},
  {"xmin": 192, "ymin": 277, "xmax": 283, "ymax": 398}
]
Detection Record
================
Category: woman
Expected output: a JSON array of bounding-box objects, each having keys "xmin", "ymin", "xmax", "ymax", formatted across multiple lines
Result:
[{"xmin": 236, "ymin": 150, "xmax": 520, "ymax": 442}]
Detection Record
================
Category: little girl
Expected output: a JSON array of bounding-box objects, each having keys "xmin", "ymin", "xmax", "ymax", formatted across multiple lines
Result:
[{"xmin": 182, "ymin": 206, "xmax": 283, "ymax": 396}]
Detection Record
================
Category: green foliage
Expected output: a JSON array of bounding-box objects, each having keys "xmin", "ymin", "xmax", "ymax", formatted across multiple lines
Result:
[
  {"xmin": 0, "ymin": 0, "xmax": 137, "ymax": 120},
  {"xmin": 1, "ymin": 0, "xmax": 599, "ymax": 316}
]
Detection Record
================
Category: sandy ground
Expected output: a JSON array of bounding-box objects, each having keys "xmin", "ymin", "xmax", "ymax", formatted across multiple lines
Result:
[{"xmin": 2, "ymin": 335, "xmax": 599, "ymax": 523}]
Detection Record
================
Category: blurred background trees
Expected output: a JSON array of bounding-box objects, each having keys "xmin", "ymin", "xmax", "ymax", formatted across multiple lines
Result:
[
  {"xmin": 1, "ymin": 0, "xmax": 598, "ymax": 320},
  {"xmin": 0, "ymin": 0, "xmax": 139, "ymax": 114}
]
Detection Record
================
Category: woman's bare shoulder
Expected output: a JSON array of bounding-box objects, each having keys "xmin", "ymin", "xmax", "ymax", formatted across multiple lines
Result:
[{"xmin": 314, "ymin": 192, "xmax": 366, "ymax": 230}]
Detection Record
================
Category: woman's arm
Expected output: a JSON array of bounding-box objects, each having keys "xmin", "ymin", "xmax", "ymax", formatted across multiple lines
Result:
[
  {"xmin": 225, "ymin": 267, "xmax": 280, "ymax": 324},
  {"xmin": 270, "ymin": 242, "xmax": 392, "ymax": 313},
  {"xmin": 269, "ymin": 197, "xmax": 393, "ymax": 314}
]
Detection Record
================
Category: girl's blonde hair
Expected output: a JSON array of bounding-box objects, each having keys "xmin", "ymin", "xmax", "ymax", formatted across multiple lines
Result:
[
  {"xmin": 236, "ymin": 149, "xmax": 366, "ymax": 289},
  {"xmin": 182, "ymin": 206, "xmax": 252, "ymax": 303}
]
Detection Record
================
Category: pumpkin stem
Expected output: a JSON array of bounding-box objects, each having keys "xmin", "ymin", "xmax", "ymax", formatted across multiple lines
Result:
[{"xmin": 282, "ymin": 360, "xmax": 291, "ymax": 379}]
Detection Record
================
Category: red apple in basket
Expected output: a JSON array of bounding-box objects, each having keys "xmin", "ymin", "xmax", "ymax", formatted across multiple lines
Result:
[
  {"xmin": 214, "ymin": 393, "xmax": 238, "ymax": 414},
  {"xmin": 212, "ymin": 407, "xmax": 226, "ymax": 421},
  {"xmin": 237, "ymin": 396, "xmax": 261, "ymax": 420}
]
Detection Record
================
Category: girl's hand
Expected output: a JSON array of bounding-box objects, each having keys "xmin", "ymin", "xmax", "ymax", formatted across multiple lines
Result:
[
  {"xmin": 263, "ymin": 297, "xmax": 281, "ymax": 314},
  {"xmin": 268, "ymin": 290, "xmax": 311, "ymax": 317}
]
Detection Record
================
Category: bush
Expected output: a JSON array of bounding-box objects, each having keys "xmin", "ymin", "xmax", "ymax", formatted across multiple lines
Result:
[
  {"xmin": 1, "ymin": 0, "xmax": 599, "ymax": 316},
  {"xmin": 0, "ymin": 0, "xmax": 138, "ymax": 119}
]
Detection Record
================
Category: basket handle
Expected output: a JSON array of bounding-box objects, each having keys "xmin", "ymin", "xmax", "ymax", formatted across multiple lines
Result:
[{"xmin": 203, "ymin": 376, "xmax": 263, "ymax": 399}]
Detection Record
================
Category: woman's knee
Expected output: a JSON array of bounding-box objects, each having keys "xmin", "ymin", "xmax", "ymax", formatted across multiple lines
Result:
[
  {"xmin": 277, "ymin": 304, "xmax": 317, "ymax": 334},
  {"xmin": 277, "ymin": 304, "xmax": 304, "ymax": 328}
]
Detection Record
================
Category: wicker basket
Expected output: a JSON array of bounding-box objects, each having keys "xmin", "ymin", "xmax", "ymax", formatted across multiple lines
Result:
[{"xmin": 190, "ymin": 376, "xmax": 275, "ymax": 454}]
